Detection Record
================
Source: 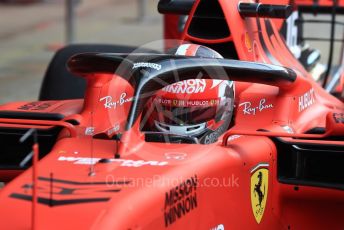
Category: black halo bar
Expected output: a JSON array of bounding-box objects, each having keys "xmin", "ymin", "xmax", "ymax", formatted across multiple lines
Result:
[
  {"xmin": 158, "ymin": 0, "xmax": 195, "ymax": 15},
  {"xmin": 238, "ymin": 3, "xmax": 292, "ymax": 19},
  {"xmin": 68, "ymin": 53, "xmax": 296, "ymax": 129}
]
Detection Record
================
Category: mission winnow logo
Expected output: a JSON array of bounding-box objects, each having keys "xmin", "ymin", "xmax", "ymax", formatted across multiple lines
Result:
[{"xmin": 164, "ymin": 175, "xmax": 198, "ymax": 227}]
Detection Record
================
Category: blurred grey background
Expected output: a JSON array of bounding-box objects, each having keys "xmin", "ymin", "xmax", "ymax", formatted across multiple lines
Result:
[
  {"xmin": 0, "ymin": 0, "xmax": 342, "ymax": 104},
  {"xmin": 0, "ymin": 0, "xmax": 162, "ymax": 104}
]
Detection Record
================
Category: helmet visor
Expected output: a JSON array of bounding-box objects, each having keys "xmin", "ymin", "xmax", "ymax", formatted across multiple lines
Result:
[{"xmin": 156, "ymin": 105, "xmax": 217, "ymax": 125}]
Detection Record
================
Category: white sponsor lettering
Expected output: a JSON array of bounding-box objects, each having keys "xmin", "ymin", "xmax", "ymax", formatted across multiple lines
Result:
[
  {"xmin": 100, "ymin": 93, "xmax": 133, "ymax": 110},
  {"xmin": 107, "ymin": 124, "xmax": 120, "ymax": 136},
  {"xmin": 156, "ymin": 98, "xmax": 219, "ymax": 107},
  {"xmin": 204, "ymin": 125, "xmax": 226, "ymax": 144},
  {"xmin": 162, "ymin": 79, "xmax": 206, "ymax": 94},
  {"xmin": 239, "ymin": 99, "xmax": 273, "ymax": 115},
  {"xmin": 298, "ymin": 88, "xmax": 315, "ymax": 112},
  {"xmin": 185, "ymin": 100, "xmax": 213, "ymax": 106},
  {"xmin": 133, "ymin": 62, "xmax": 162, "ymax": 71},
  {"xmin": 58, "ymin": 156, "xmax": 168, "ymax": 167},
  {"xmin": 85, "ymin": 127, "xmax": 95, "ymax": 136},
  {"xmin": 210, "ymin": 224, "xmax": 225, "ymax": 230},
  {"xmin": 226, "ymin": 135, "xmax": 241, "ymax": 142},
  {"xmin": 285, "ymin": 11, "xmax": 301, "ymax": 58},
  {"xmin": 165, "ymin": 152, "xmax": 187, "ymax": 160},
  {"xmin": 281, "ymin": 125, "xmax": 294, "ymax": 134}
]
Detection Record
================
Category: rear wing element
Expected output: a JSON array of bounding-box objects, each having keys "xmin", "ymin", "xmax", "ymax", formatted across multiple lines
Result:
[{"xmin": 158, "ymin": 0, "xmax": 292, "ymax": 19}]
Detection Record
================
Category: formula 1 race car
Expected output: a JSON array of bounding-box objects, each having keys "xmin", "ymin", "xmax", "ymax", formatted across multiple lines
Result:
[
  {"xmin": 0, "ymin": 0, "xmax": 343, "ymax": 229},
  {"xmin": 163, "ymin": 0, "xmax": 344, "ymax": 99}
]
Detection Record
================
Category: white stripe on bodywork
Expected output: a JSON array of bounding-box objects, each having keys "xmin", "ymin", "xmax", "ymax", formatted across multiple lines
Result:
[{"xmin": 250, "ymin": 163, "xmax": 269, "ymax": 173}]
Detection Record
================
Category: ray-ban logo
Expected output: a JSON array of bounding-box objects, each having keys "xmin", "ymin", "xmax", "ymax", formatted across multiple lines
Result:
[
  {"xmin": 100, "ymin": 93, "xmax": 133, "ymax": 110},
  {"xmin": 239, "ymin": 99, "xmax": 273, "ymax": 115}
]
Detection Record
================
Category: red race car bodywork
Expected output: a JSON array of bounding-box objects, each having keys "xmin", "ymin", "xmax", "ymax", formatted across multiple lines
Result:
[
  {"xmin": 164, "ymin": 0, "xmax": 344, "ymax": 98},
  {"xmin": 0, "ymin": 0, "xmax": 343, "ymax": 229},
  {"xmin": 163, "ymin": 0, "xmax": 344, "ymax": 48}
]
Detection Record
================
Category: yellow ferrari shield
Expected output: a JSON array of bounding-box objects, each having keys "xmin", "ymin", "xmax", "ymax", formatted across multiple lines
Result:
[{"xmin": 250, "ymin": 167, "xmax": 269, "ymax": 224}]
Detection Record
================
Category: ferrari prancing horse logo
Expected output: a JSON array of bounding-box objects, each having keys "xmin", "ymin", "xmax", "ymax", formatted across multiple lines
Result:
[{"xmin": 250, "ymin": 167, "xmax": 269, "ymax": 224}]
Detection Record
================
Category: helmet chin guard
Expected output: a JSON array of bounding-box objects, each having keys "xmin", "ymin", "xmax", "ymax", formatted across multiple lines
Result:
[{"xmin": 154, "ymin": 120, "xmax": 207, "ymax": 136}]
